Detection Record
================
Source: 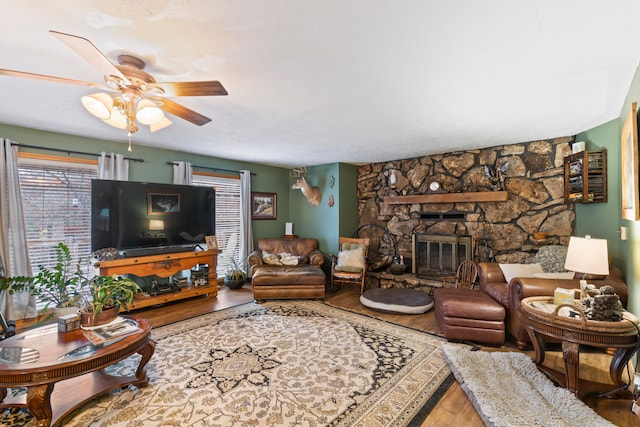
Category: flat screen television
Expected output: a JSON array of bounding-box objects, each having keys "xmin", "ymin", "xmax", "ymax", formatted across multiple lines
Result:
[{"xmin": 91, "ymin": 179, "xmax": 215, "ymax": 257}]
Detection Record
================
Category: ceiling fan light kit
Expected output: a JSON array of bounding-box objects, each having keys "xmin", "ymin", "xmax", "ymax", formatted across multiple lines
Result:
[{"xmin": 0, "ymin": 30, "xmax": 228, "ymax": 150}]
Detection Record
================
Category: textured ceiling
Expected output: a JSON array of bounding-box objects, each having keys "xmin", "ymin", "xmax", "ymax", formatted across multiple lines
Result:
[{"xmin": 1, "ymin": 1, "xmax": 639, "ymax": 168}]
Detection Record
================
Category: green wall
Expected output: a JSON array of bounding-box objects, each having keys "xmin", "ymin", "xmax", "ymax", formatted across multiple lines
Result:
[
  {"xmin": 574, "ymin": 120, "xmax": 622, "ymax": 269},
  {"xmin": 0, "ymin": 123, "xmax": 292, "ymax": 243},
  {"xmin": 617, "ymin": 62, "xmax": 640, "ymax": 315},
  {"xmin": 287, "ymin": 163, "xmax": 359, "ymax": 257},
  {"xmin": 1, "ymin": 123, "xmax": 361, "ymax": 259}
]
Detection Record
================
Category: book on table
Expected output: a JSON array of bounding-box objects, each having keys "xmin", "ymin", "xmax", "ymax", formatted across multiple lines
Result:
[{"xmin": 83, "ymin": 317, "xmax": 141, "ymax": 345}]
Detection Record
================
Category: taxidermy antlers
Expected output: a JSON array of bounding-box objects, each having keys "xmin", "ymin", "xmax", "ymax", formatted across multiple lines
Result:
[
  {"xmin": 290, "ymin": 167, "xmax": 322, "ymax": 206},
  {"xmin": 483, "ymin": 162, "xmax": 509, "ymax": 191}
]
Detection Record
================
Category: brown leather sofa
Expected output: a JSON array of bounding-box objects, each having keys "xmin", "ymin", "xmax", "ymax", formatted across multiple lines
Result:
[
  {"xmin": 248, "ymin": 238, "xmax": 326, "ymax": 300},
  {"xmin": 478, "ymin": 262, "xmax": 628, "ymax": 349}
]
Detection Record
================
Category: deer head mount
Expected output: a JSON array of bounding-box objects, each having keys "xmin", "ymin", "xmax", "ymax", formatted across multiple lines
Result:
[{"xmin": 290, "ymin": 167, "xmax": 322, "ymax": 206}]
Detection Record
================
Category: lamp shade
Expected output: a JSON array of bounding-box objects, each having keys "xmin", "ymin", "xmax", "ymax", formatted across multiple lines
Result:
[
  {"xmin": 81, "ymin": 93, "xmax": 113, "ymax": 119},
  {"xmin": 136, "ymin": 99, "xmax": 164, "ymax": 125},
  {"xmin": 150, "ymin": 116, "xmax": 173, "ymax": 132},
  {"xmin": 564, "ymin": 236, "xmax": 609, "ymax": 276},
  {"xmin": 149, "ymin": 219, "xmax": 165, "ymax": 231},
  {"xmin": 102, "ymin": 109, "xmax": 128, "ymax": 130}
]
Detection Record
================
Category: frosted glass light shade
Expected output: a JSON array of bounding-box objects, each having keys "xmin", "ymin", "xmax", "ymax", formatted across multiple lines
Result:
[
  {"xmin": 136, "ymin": 99, "xmax": 164, "ymax": 125},
  {"xmin": 102, "ymin": 109, "xmax": 128, "ymax": 130},
  {"xmin": 564, "ymin": 236, "xmax": 609, "ymax": 276},
  {"xmin": 150, "ymin": 116, "xmax": 172, "ymax": 132},
  {"xmin": 81, "ymin": 93, "xmax": 113, "ymax": 119}
]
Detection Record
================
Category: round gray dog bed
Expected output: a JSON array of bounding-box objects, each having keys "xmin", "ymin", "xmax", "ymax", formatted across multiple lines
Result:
[{"xmin": 360, "ymin": 288, "xmax": 434, "ymax": 314}]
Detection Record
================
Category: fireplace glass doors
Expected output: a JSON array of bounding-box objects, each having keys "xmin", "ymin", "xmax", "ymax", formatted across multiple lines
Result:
[{"xmin": 412, "ymin": 233, "xmax": 473, "ymax": 280}]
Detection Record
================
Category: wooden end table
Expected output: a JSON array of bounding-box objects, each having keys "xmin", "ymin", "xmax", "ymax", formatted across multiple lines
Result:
[
  {"xmin": 520, "ymin": 296, "xmax": 640, "ymax": 399},
  {"xmin": 0, "ymin": 316, "xmax": 155, "ymax": 427}
]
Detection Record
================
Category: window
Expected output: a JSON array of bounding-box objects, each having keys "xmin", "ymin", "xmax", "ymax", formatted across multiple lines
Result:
[
  {"xmin": 192, "ymin": 173, "xmax": 241, "ymax": 276},
  {"xmin": 17, "ymin": 155, "xmax": 97, "ymax": 275}
]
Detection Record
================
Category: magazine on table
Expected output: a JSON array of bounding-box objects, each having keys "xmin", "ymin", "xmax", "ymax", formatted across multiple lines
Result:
[{"xmin": 83, "ymin": 317, "xmax": 141, "ymax": 345}]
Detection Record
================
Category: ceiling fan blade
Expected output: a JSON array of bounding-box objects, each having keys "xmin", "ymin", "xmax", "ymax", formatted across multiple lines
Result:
[
  {"xmin": 0, "ymin": 68, "xmax": 107, "ymax": 89},
  {"xmin": 49, "ymin": 30, "xmax": 129, "ymax": 85},
  {"xmin": 149, "ymin": 81, "xmax": 228, "ymax": 97},
  {"xmin": 156, "ymin": 98, "xmax": 212, "ymax": 126}
]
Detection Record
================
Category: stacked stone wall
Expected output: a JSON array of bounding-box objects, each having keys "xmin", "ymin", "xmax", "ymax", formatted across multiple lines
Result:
[{"xmin": 357, "ymin": 137, "xmax": 575, "ymax": 264}]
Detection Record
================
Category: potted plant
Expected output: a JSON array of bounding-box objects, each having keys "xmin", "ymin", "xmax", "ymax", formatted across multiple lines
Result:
[
  {"xmin": 77, "ymin": 273, "xmax": 141, "ymax": 327},
  {"xmin": 224, "ymin": 256, "xmax": 247, "ymax": 290},
  {"xmin": 0, "ymin": 242, "xmax": 83, "ymax": 319}
]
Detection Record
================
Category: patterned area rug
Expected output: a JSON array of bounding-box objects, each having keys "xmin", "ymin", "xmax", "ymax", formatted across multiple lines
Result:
[{"xmin": 2, "ymin": 301, "xmax": 452, "ymax": 426}]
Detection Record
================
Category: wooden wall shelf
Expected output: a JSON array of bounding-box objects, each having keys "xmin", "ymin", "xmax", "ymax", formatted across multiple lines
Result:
[{"xmin": 383, "ymin": 191, "xmax": 508, "ymax": 205}]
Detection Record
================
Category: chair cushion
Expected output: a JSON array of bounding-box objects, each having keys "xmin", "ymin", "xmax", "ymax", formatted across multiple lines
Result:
[
  {"xmin": 360, "ymin": 288, "xmax": 434, "ymax": 314},
  {"xmin": 335, "ymin": 265, "xmax": 363, "ymax": 273},
  {"xmin": 337, "ymin": 247, "xmax": 365, "ymax": 269}
]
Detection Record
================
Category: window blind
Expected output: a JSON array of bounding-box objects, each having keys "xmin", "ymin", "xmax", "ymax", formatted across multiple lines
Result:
[
  {"xmin": 17, "ymin": 158, "xmax": 97, "ymax": 275},
  {"xmin": 192, "ymin": 173, "xmax": 241, "ymax": 276}
]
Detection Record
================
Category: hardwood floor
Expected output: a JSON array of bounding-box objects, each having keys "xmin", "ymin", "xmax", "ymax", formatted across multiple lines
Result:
[{"xmin": 130, "ymin": 284, "xmax": 637, "ymax": 426}]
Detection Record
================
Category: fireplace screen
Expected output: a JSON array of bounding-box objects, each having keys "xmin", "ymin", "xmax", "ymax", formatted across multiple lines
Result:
[{"xmin": 412, "ymin": 233, "xmax": 473, "ymax": 280}]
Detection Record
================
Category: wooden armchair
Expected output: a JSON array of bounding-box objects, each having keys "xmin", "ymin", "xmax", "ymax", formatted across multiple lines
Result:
[
  {"xmin": 330, "ymin": 237, "xmax": 370, "ymax": 293},
  {"xmin": 442, "ymin": 260, "xmax": 478, "ymax": 289}
]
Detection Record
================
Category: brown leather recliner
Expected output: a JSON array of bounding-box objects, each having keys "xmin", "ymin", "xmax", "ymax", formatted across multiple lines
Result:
[
  {"xmin": 248, "ymin": 238, "xmax": 326, "ymax": 300},
  {"xmin": 478, "ymin": 262, "xmax": 628, "ymax": 349}
]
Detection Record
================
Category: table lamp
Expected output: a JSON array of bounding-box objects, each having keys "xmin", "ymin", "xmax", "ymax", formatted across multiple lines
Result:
[{"xmin": 564, "ymin": 235, "xmax": 609, "ymax": 298}]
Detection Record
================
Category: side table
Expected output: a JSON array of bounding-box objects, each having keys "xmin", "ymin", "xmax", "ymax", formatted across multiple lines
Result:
[
  {"xmin": 0, "ymin": 316, "xmax": 155, "ymax": 426},
  {"xmin": 519, "ymin": 296, "xmax": 640, "ymax": 399}
]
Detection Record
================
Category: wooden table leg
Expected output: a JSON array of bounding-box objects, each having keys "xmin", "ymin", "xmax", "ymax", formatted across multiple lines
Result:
[
  {"xmin": 562, "ymin": 340, "xmax": 580, "ymax": 395},
  {"xmin": 610, "ymin": 346, "xmax": 638, "ymax": 392},
  {"xmin": 133, "ymin": 339, "xmax": 156, "ymax": 388},
  {"xmin": 26, "ymin": 383, "xmax": 54, "ymax": 427},
  {"xmin": 526, "ymin": 328, "xmax": 546, "ymax": 365}
]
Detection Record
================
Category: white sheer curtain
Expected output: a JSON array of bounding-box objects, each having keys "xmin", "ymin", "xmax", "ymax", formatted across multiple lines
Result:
[
  {"xmin": 239, "ymin": 170, "xmax": 254, "ymax": 266},
  {"xmin": 172, "ymin": 161, "xmax": 193, "ymax": 185},
  {"xmin": 98, "ymin": 152, "xmax": 129, "ymax": 180},
  {"xmin": 0, "ymin": 139, "xmax": 36, "ymax": 320}
]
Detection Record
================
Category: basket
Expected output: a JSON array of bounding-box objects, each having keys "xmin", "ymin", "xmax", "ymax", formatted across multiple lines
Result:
[{"xmin": 521, "ymin": 296, "xmax": 639, "ymax": 333}]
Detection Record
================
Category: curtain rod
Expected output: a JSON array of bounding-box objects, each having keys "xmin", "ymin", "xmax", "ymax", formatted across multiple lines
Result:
[
  {"xmin": 11, "ymin": 142, "xmax": 144, "ymax": 163},
  {"xmin": 167, "ymin": 161, "xmax": 256, "ymax": 176}
]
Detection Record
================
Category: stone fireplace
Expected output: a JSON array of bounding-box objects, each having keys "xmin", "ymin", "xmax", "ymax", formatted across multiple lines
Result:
[
  {"xmin": 412, "ymin": 233, "xmax": 473, "ymax": 280},
  {"xmin": 357, "ymin": 136, "xmax": 576, "ymax": 268}
]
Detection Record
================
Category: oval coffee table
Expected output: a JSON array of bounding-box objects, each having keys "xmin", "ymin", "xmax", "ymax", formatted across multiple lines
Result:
[
  {"xmin": 0, "ymin": 316, "xmax": 155, "ymax": 427},
  {"xmin": 520, "ymin": 296, "xmax": 639, "ymax": 399}
]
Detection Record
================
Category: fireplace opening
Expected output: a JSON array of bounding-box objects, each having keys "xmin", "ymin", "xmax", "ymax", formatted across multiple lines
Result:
[{"xmin": 412, "ymin": 233, "xmax": 473, "ymax": 280}]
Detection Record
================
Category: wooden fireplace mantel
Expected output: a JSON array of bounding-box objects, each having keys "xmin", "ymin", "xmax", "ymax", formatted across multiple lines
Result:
[{"xmin": 383, "ymin": 191, "xmax": 508, "ymax": 205}]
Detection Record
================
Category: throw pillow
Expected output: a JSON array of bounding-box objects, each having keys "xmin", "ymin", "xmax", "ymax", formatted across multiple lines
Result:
[
  {"xmin": 532, "ymin": 272, "xmax": 576, "ymax": 280},
  {"xmin": 498, "ymin": 263, "xmax": 544, "ymax": 283},
  {"xmin": 532, "ymin": 245, "xmax": 568, "ymax": 272},
  {"xmin": 279, "ymin": 253, "xmax": 300, "ymax": 266},
  {"xmin": 262, "ymin": 251, "xmax": 282, "ymax": 265},
  {"xmin": 337, "ymin": 247, "xmax": 365, "ymax": 269}
]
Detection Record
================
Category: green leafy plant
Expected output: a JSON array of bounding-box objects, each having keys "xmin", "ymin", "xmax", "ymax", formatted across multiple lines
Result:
[
  {"xmin": 0, "ymin": 242, "xmax": 82, "ymax": 313},
  {"xmin": 224, "ymin": 256, "xmax": 247, "ymax": 289},
  {"xmin": 0, "ymin": 242, "xmax": 141, "ymax": 318},
  {"xmin": 78, "ymin": 273, "xmax": 141, "ymax": 316}
]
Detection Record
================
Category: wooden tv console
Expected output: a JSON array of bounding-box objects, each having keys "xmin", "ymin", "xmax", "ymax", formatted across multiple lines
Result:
[{"xmin": 94, "ymin": 249, "xmax": 219, "ymax": 311}]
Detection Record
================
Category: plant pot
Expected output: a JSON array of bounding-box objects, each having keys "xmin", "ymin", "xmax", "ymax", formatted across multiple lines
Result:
[
  {"xmin": 224, "ymin": 275, "xmax": 246, "ymax": 290},
  {"xmin": 80, "ymin": 306, "xmax": 118, "ymax": 327}
]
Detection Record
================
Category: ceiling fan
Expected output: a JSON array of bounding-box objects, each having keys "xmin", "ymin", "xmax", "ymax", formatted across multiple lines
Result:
[{"xmin": 0, "ymin": 30, "xmax": 228, "ymax": 139}]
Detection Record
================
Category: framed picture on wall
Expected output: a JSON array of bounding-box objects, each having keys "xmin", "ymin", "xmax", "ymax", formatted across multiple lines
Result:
[
  {"xmin": 621, "ymin": 102, "xmax": 639, "ymax": 220},
  {"xmin": 252, "ymin": 192, "xmax": 277, "ymax": 220},
  {"xmin": 148, "ymin": 192, "xmax": 181, "ymax": 214}
]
